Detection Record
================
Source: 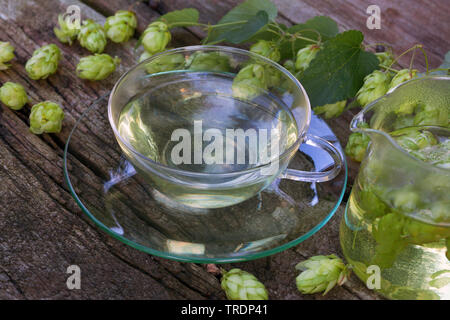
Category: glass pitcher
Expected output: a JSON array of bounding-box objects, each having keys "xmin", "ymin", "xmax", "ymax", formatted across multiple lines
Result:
[{"xmin": 340, "ymin": 76, "xmax": 450, "ymax": 300}]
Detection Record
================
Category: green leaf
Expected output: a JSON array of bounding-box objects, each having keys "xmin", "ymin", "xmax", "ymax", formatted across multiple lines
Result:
[
  {"xmin": 280, "ymin": 16, "xmax": 339, "ymax": 60},
  {"xmin": 158, "ymin": 8, "xmax": 199, "ymax": 28},
  {"xmin": 213, "ymin": 11, "xmax": 269, "ymax": 44},
  {"xmin": 299, "ymin": 30, "xmax": 379, "ymax": 107},
  {"xmin": 247, "ymin": 23, "xmax": 287, "ymax": 42},
  {"xmin": 206, "ymin": 0, "xmax": 277, "ymax": 44}
]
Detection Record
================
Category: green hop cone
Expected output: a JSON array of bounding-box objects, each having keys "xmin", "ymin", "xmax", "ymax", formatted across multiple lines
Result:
[
  {"xmin": 139, "ymin": 51, "xmax": 152, "ymax": 62},
  {"xmin": 295, "ymin": 44, "xmax": 321, "ymax": 73},
  {"xmin": 0, "ymin": 41, "xmax": 15, "ymax": 70},
  {"xmin": 345, "ymin": 123, "xmax": 370, "ymax": 162},
  {"xmin": 391, "ymin": 128, "xmax": 438, "ymax": 151},
  {"xmin": 250, "ymin": 40, "xmax": 281, "ymax": 62},
  {"xmin": 0, "ymin": 82, "xmax": 28, "ymax": 110},
  {"xmin": 141, "ymin": 21, "xmax": 171, "ymax": 54},
  {"xmin": 25, "ymin": 44, "xmax": 61, "ymax": 80},
  {"xmin": 413, "ymin": 103, "xmax": 448, "ymax": 127},
  {"xmin": 104, "ymin": 10, "xmax": 137, "ymax": 43},
  {"xmin": 232, "ymin": 63, "xmax": 267, "ymax": 100},
  {"xmin": 295, "ymin": 255, "xmax": 351, "ymax": 295},
  {"xmin": 356, "ymin": 70, "xmax": 390, "ymax": 107},
  {"xmin": 76, "ymin": 54, "xmax": 120, "ymax": 81},
  {"xmin": 375, "ymin": 51, "xmax": 395, "ymax": 68},
  {"xmin": 77, "ymin": 19, "xmax": 107, "ymax": 53},
  {"xmin": 372, "ymin": 212, "xmax": 409, "ymax": 268},
  {"xmin": 140, "ymin": 52, "xmax": 185, "ymax": 74},
  {"xmin": 313, "ymin": 100, "xmax": 347, "ymax": 119},
  {"xmin": 221, "ymin": 268, "xmax": 268, "ymax": 300},
  {"xmin": 29, "ymin": 101, "xmax": 64, "ymax": 134},
  {"xmin": 389, "ymin": 68, "xmax": 418, "ymax": 90},
  {"xmin": 283, "ymin": 59, "xmax": 296, "ymax": 74},
  {"xmin": 54, "ymin": 14, "xmax": 80, "ymax": 45},
  {"xmin": 187, "ymin": 52, "xmax": 230, "ymax": 72},
  {"xmin": 265, "ymin": 65, "xmax": 282, "ymax": 88}
]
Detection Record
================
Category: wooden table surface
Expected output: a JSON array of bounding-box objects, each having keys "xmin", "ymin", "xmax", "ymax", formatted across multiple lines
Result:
[{"xmin": 0, "ymin": 0, "xmax": 448, "ymax": 300}]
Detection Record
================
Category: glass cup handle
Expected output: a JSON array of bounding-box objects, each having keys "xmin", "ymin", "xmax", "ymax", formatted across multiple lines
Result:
[{"xmin": 281, "ymin": 134, "xmax": 343, "ymax": 183}]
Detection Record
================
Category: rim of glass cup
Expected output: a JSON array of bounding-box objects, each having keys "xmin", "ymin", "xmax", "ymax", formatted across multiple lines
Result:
[
  {"xmin": 108, "ymin": 45, "xmax": 312, "ymax": 178},
  {"xmin": 351, "ymin": 76, "xmax": 450, "ymax": 174}
]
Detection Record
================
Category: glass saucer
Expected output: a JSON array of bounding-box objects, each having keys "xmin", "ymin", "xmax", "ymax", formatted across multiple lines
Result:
[{"xmin": 63, "ymin": 95, "xmax": 347, "ymax": 263}]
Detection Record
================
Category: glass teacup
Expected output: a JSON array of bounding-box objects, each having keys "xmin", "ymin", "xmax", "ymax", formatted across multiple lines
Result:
[{"xmin": 108, "ymin": 46, "xmax": 343, "ymax": 209}]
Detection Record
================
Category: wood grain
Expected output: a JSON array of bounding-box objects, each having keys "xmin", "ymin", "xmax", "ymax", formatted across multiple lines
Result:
[{"xmin": 0, "ymin": 0, "xmax": 447, "ymax": 300}]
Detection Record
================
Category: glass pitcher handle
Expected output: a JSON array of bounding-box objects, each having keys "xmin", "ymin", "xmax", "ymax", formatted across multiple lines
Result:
[{"xmin": 281, "ymin": 134, "xmax": 343, "ymax": 183}]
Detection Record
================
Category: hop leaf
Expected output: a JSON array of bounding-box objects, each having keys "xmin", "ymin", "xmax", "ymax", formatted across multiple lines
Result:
[
  {"xmin": 0, "ymin": 82, "xmax": 28, "ymax": 110},
  {"xmin": 186, "ymin": 52, "xmax": 231, "ymax": 72},
  {"xmin": 76, "ymin": 54, "xmax": 120, "ymax": 81},
  {"xmin": 104, "ymin": 10, "xmax": 137, "ymax": 43},
  {"xmin": 232, "ymin": 63, "xmax": 267, "ymax": 99},
  {"xmin": 250, "ymin": 40, "xmax": 280, "ymax": 62},
  {"xmin": 141, "ymin": 21, "xmax": 171, "ymax": 54},
  {"xmin": 140, "ymin": 52, "xmax": 185, "ymax": 74},
  {"xmin": 221, "ymin": 268, "xmax": 268, "ymax": 300},
  {"xmin": 313, "ymin": 100, "xmax": 347, "ymax": 119},
  {"xmin": 295, "ymin": 44, "xmax": 321, "ymax": 73},
  {"xmin": 295, "ymin": 255, "xmax": 351, "ymax": 295},
  {"xmin": 29, "ymin": 101, "xmax": 64, "ymax": 134},
  {"xmin": 77, "ymin": 19, "xmax": 107, "ymax": 53},
  {"xmin": 389, "ymin": 68, "xmax": 418, "ymax": 90},
  {"xmin": 54, "ymin": 14, "xmax": 80, "ymax": 45},
  {"xmin": 25, "ymin": 44, "xmax": 61, "ymax": 80},
  {"xmin": 0, "ymin": 41, "xmax": 15, "ymax": 70},
  {"xmin": 356, "ymin": 70, "xmax": 390, "ymax": 107}
]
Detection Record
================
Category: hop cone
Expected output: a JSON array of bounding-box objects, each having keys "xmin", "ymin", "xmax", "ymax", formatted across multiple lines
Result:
[
  {"xmin": 104, "ymin": 10, "xmax": 137, "ymax": 43},
  {"xmin": 295, "ymin": 255, "xmax": 351, "ymax": 295},
  {"xmin": 140, "ymin": 52, "xmax": 185, "ymax": 74},
  {"xmin": 345, "ymin": 123, "xmax": 370, "ymax": 162},
  {"xmin": 283, "ymin": 59, "xmax": 296, "ymax": 74},
  {"xmin": 413, "ymin": 103, "xmax": 448, "ymax": 127},
  {"xmin": 78, "ymin": 19, "xmax": 107, "ymax": 53},
  {"xmin": 232, "ymin": 63, "xmax": 267, "ymax": 99},
  {"xmin": 375, "ymin": 51, "xmax": 395, "ymax": 68},
  {"xmin": 250, "ymin": 40, "xmax": 281, "ymax": 62},
  {"xmin": 389, "ymin": 68, "xmax": 418, "ymax": 90},
  {"xmin": 187, "ymin": 52, "xmax": 230, "ymax": 72},
  {"xmin": 54, "ymin": 14, "xmax": 80, "ymax": 45},
  {"xmin": 0, "ymin": 41, "xmax": 15, "ymax": 70},
  {"xmin": 391, "ymin": 127, "xmax": 437, "ymax": 151},
  {"xmin": 29, "ymin": 101, "xmax": 64, "ymax": 134},
  {"xmin": 356, "ymin": 70, "xmax": 390, "ymax": 107},
  {"xmin": 25, "ymin": 44, "xmax": 61, "ymax": 80},
  {"xmin": 221, "ymin": 268, "xmax": 268, "ymax": 300},
  {"xmin": 314, "ymin": 100, "xmax": 347, "ymax": 119},
  {"xmin": 141, "ymin": 21, "xmax": 171, "ymax": 54},
  {"xmin": 76, "ymin": 54, "xmax": 120, "ymax": 80},
  {"xmin": 295, "ymin": 44, "xmax": 321, "ymax": 72},
  {"xmin": 0, "ymin": 82, "xmax": 28, "ymax": 110}
]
